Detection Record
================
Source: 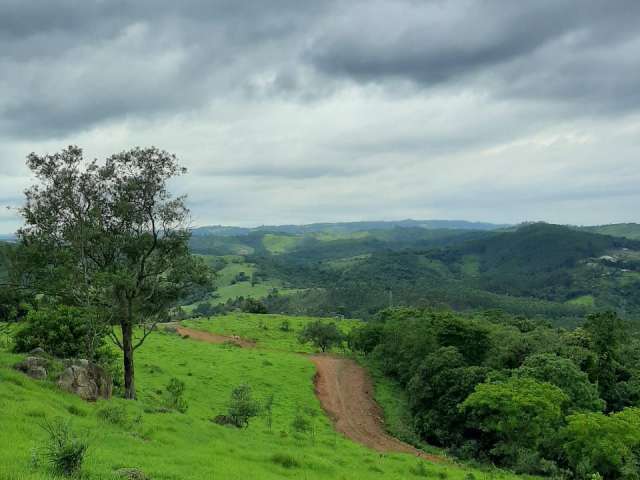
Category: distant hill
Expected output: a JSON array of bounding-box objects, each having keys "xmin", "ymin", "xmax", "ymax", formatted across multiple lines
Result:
[
  {"xmin": 247, "ymin": 223, "xmax": 640, "ymax": 323},
  {"xmin": 191, "ymin": 219, "xmax": 509, "ymax": 237},
  {"xmin": 580, "ymin": 223, "xmax": 640, "ymax": 241}
]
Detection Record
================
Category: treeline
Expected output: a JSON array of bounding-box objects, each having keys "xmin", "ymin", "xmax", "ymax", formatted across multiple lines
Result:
[{"xmin": 349, "ymin": 308, "xmax": 640, "ymax": 478}]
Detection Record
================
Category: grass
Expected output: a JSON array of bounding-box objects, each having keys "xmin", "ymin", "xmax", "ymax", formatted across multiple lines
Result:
[
  {"xmin": 261, "ymin": 234, "xmax": 304, "ymax": 254},
  {"xmin": 182, "ymin": 313, "xmax": 359, "ymax": 352},
  {"xmin": 566, "ymin": 295, "xmax": 596, "ymax": 307},
  {"xmin": 0, "ymin": 316, "xmax": 530, "ymax": 480}
]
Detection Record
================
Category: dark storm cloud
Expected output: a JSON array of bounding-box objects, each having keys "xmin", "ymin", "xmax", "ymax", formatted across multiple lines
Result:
[
  {"xmin": 308, "ymin": 0, "xmax": 640, "ymax": 112},
  {"xmin": 0, "ymin": 1, "xmax": 331, "ymax": 137},
  {"xmin": 3, "ymin": 0, "xmax": 640, "ymax": 138}
]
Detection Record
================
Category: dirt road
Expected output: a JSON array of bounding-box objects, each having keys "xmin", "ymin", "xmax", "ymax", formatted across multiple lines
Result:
[
  {"xmin": 311, "ymin": 355, "xmax": 443, "ymax": 462},
  {"xmin": 174, "ymin": 326, "xmax": 256, "ymax": 348}
]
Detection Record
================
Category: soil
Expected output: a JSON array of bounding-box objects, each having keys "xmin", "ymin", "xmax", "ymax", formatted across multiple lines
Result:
[{"xmin": 310, "ymin": 354, "xmax": 444, "ymax": 462}]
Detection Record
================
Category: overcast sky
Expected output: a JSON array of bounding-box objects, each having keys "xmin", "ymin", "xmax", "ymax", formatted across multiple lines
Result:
[{"xmin": 1, "ymin": 0, "xmax": 639, "ymax": 233}]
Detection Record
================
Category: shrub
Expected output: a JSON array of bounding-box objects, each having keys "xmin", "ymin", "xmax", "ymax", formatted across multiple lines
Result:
[
  {"xmin": 279, "ymin": 320, "xmax": 291, "ymax": 332},
  {"xmin": 271, "ymin": 453, "xmax": 300, "ymax": 469},
  {"xmin": 97, "ymin": 404, "xmax": 129, "ymax": 426},
  {"xmin": 14, "ymin": 305, "xmax": 106, "ymax": 360},
  {"xmin": 40, "ymin": 418, "xmax": 88, "ymax": 477},
  {"xmin": 164, "ymin": 378, "xmax": 188, "ymax": 413},
  {"xmin": 290, "ymin": 413, "xmax": 312, "ymax": 434},
  {"xmin": 409, "ymin": 462, "xmax": 429, "ymax": 477},
  {"xmin": 298, "ymin": 321, "xmax": 343, "ymax": 352},
  {"xmin": 227, "ymin": 384, "xmax": 260, "ymax": 428}
]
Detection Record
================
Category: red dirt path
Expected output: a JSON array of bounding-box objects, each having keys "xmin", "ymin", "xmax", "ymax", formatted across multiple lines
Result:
[{"xmin": 311, "ymin": 355, "xmax": 444, "ymax": 463}]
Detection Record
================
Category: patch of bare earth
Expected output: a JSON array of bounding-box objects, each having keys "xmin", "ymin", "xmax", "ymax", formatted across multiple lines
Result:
[
  {"xmin": 311, "ymin": 355, "xmax": 444, "ymax": 463},
  {"xmin": 174, "ymin": 326, "xmax": 255, "ymax": 348}
]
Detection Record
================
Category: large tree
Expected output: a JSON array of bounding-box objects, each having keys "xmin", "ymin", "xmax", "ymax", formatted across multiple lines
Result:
[{"xmin": 19, "ymin": 146, "xmax": 209, "ymax": 399}]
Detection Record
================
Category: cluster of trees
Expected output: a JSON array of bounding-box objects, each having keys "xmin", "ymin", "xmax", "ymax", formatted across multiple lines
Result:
[
  {"xmin": 1, "ymin": 146, "xmax": 211, "ymax": 399},
  {"xmin": 349, "ymin": 308, "xmax": 640, "ymax": 478}
]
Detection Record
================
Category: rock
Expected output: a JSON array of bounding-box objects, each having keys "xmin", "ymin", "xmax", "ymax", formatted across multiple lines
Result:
[
  {"xmin": 29, "ymin": 347, "xmax": 47, "ymax": 356},
  {"xmin": 114, "ymin": 468, "xmax": 149, "ymax": 479},
  {"xmin": 14, "ymin": 356, "xmax": 49, "ymax": 380},
  {"xmin": 57, "ymin": 360, "xmax": 112, "ymax": 401}
]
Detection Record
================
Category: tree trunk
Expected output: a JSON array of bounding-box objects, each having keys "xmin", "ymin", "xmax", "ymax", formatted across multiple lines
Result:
[{"xmin": 121, "ymin": 321, "xmax": 136, "ymax": 399}]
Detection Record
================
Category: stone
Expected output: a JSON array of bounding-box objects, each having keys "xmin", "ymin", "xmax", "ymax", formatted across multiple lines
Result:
[
  {"xmin": 57, "ymin": 360, "xmax": 112, "ymax": 401},
  {"xmin": 14, "ymin": 356, "xmax": 49, "ymax": 380},
  {"xmin": 114, "ymin": 468, "xmax": 149, "ymax": 479},
  {"xmin": 29, "ymin": 347, "xmax": 47, "ymax": 356}
]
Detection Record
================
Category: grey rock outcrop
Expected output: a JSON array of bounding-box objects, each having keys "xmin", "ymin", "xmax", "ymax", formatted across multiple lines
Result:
[
  {"xmin": 57, "ymin": 360, "xmax": 113, "ymax": 401},
  {"xmin": 14, "ymin": 356, "xmax": 48, "ymax": 380}
]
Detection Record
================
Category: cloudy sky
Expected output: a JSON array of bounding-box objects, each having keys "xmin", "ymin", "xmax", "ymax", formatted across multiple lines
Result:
[{"xmin": 1, "ymin": 0, "xmax": 639, "ymax": 233}]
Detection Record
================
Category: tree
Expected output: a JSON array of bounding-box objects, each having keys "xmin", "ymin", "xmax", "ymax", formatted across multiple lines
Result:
[
  {"xmin": 460, "ymin": 377, "xmax": 568, "ymax": 466},
  {"xmin": 407, "ymin": 346, "xmax": 489, "ymax": 446},
  {"xmin": 19, "ymin": 146, "xmax": 210, "ymax": 399},
  {"xmin": 227, "ymin": 384, "xmax": 260, "ymax": 428},
  {"xmin": 298, "ymin": 320, "xmax": 343, "ymax": 352},
  {"xmin": 561, "ymin": 408, "xmax": 640, "ymax": 479},
  {"xmin": 515, "ymin": 353, "xmax": 604, "ymax": 412}
]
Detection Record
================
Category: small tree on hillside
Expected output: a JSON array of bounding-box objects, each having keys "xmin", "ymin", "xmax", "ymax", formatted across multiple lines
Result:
[
  {"xmin": 298, "ymin": 321, "xmax": 343, "ymax": 352},
  {"xmin": 18, "ymin": 146, "xmax": 211, "ymax": 399}
]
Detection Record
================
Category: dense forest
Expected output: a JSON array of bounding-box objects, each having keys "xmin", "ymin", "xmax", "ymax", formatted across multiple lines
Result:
[{"xmin": 349, "ymin": 307, "xmax": 640, "ymax": 477}]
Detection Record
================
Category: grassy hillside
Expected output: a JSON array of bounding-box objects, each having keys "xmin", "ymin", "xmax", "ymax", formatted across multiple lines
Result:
[
  {"xmin": 581, "ymin": 223, "xmax": 640, "ymax": 240},
  {"xmin": 0, "ymin": 315, "xmax": 523, "ymax": 480}
]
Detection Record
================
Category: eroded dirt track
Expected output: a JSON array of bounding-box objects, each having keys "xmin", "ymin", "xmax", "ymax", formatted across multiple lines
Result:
[
  {"xmin": 174, "ymin": 326, "xmax": 256, "ymax": 348},
  {"xmin": 311, "ymin": 355, "xmax": 443, "ymax": 462}
]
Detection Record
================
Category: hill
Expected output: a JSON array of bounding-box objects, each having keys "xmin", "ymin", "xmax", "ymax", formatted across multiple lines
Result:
[
  {"xmin": 191, "ymin": 219, "xmax": 509, "ymax": 237},
  {"xmin": 581, "ymin": 223, "xmax": 640, "ymax": 240},
  {"xmin": 241, "ymin": 223, "xmax": 640, "ymax": 323},
  {"xmin": 0, "ymin": 314, "xmax": 520, "ymax": 480}
]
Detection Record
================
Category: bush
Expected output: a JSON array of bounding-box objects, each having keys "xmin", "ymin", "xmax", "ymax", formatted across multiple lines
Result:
[
  {"xmin": 14, "ymin": 305, "xmax": 106, "ymax": 360},
  {"xmin": 241, "ymin": 298, "xmax": 268, "ymax": 314},
  {"xmin": 298, "ymin": 321, "xmax": 343, "ymax": 352},
  {"xmin": 40, "ymin": 418, "xmax": 88, "ymax": 477},
  {"xmin": 290, "ymin": 413, "xmax": 312, "ymax": 434},
  {"xmin": 164, "ymin": 378, "xmax": 188, "ymax": 413},
  {"xmin": 279, "ymin": 320, "xmax": 291, "ymax": 332},
  {"xmin": 227, "ymin": 384, "xmax": 260, "ymax": 428},
  {"xmin": 97, "ymin": 404, "xmax": 129, "ymax": 426},
  {"xmin": 271, "ymin": 453, "xmax": 300, "ymax": 469}
]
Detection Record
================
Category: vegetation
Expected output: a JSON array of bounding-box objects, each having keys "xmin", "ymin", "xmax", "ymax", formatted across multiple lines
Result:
[
  {"xmin": 0, "ymin": 314, "xmax": 505, "ymax": 480},
  {"xmin": 350, "ymin": 307, "xmax": 640, "ymax": 477},
  {"xmin": 298, "ymin": 320, "xmax": 344, "ymax": 352},
  {"xmin": 16, "ymin": 146, "xmax": 210, "ymax": 398}
]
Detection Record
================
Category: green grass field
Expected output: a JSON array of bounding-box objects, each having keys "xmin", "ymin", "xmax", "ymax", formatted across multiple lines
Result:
[{"xmin": 0, "ymin": 315, "xmax": 530, "ymax": 480}]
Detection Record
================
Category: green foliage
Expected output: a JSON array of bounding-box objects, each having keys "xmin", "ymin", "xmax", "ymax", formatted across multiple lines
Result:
[
  {"xmin": 271, "ymin": 453, "xmax": 300, "ymax": 469},
  {"xmin": 227, "ymin": 384, "xmax": 260, "ymax": 428},
  {"xmin": 241, "ymin": 297, "xmax": 268, "ymax": 314},
  {"xmin": 461, "ymin": 377, "xmax": 568, "ymax": 468},
  {"xmin": 40, "ymin": 418, "xmax": 88, "ymax": 477},
  {"xmin": 408, "ymin": 347, "xmax": 488, "ymax": 445},
  {"xmin": 298, "ymin": 320, "xmax": 344, "ymax": 352},
  {"xmin": 561, "ymin": 408, "xmax": 640, "ymax": 479},
  {"xmin": 515, "ymin": 353, "xmax": 604, "ymax": 412},
  {"xmin": 14, "ymin": 305, "xmax": 106, "ymax": 360},
  {"xmin": 164, "ymin": 377, "xmax": 188, "ymax": 413}
]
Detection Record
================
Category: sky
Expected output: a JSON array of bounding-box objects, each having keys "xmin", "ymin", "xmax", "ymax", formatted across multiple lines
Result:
[{"xmin": 1, "ymin": 0, "xmax": 639, "ymax": 233}]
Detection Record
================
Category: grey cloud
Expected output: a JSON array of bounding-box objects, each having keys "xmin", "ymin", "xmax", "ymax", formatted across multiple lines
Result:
[{"xmin": 307, "ymin": 0, "xmax": 640, "ymax": 112}]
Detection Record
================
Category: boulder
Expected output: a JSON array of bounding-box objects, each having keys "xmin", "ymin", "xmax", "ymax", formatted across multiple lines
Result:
[
  {"xmin": 57, "ymin": 360, "xmax": 113, "ymax": 401},
  {"xmin": 14, "ymin": 356, "xmax": 48, "ymax": 380},
  {"xmin": 29, "ymin": 347, "xmax": 47, "ymax": 356}
]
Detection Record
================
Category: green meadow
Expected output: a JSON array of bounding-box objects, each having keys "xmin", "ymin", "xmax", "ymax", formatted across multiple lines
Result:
[{"xmin": 0, "ymin": 314, "xmax": 529, "ymax": 480}]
